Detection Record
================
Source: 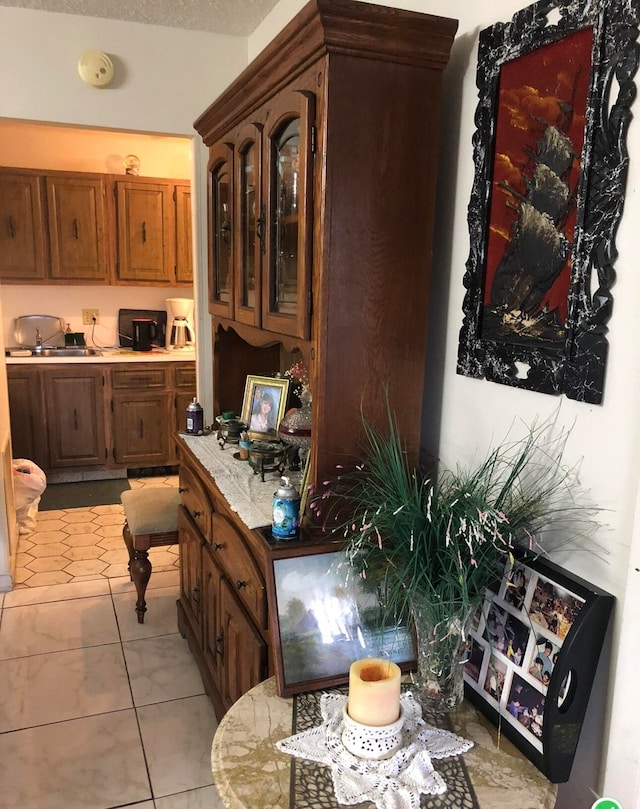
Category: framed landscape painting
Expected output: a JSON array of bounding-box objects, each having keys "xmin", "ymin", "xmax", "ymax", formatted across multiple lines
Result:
[{"xmin": 266, "ymin": 541, "xmax": 415, "ymax": 697}]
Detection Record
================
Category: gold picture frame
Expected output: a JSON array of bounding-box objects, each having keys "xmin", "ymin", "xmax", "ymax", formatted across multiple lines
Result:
[{"xmin": 241, "ymin": 375, "xmax": 289, "ymax": 441}]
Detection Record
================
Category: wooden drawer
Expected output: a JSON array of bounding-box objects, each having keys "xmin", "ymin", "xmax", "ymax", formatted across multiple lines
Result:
[
  {"xmin": 211, "ymin": 512, "xmax": 266, "ymax": 629},
  {"xmin": 179, "ymin": 462, "xmax": 212, "ymax": 541},
  {"xmin": 111, "ymin": 366, "xmax": 168, "ymax": 390},
  {"xmin": 175, "ymin": 364, "xmax": 196, "ymax": 389}
]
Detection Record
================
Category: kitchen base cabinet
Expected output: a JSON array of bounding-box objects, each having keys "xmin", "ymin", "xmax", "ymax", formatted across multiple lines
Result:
[
  {"xmin": 44, "ymin": 367, "xmax": 106, "ymax": 468},
  {"xmin": 6, "ymin": 367, "xmax": 46, "ymax": 468},
  {"xmin": 6, "ymin": 360, "xmax": 195, "ymax": 475},
  {"xmin": 176, "ymin": 442, "xmax": 270, "ymax": 720},
  {"xmin": 111, "ymin": 391, "xmax": 171, "ymax": 466}
]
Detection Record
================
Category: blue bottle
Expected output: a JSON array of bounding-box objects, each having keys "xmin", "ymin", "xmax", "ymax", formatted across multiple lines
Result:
[{"xmin": 272, "ymin": 476, "xmax": 300, "ymax": 540}]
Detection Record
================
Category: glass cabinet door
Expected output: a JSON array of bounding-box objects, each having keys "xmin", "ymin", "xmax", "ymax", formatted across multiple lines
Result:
[
  {"xmin": 234, "ymin": 123, "xmax": 262, "ymax": 327},
  {"xmin": 262, "ymin": 90, "xmax": 314, "ymax": 339},
  {"xmin": 208, "ymin": 142, "xmax": 233, "ymax": 318}
]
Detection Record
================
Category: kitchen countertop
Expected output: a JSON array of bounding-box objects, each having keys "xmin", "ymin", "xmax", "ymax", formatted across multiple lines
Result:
[{"xmin": 4, "ymin": 348, "xmax": 196, "ymax": 364}]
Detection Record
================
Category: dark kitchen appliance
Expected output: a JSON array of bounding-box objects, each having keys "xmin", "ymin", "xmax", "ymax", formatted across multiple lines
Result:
[
  {"xmin": 132, "ymin": 319, "xmax": 157, "ymax": 352},
  {"xmin": 118, "ymin": 309, "xmax": 166, "ymax": 348}
]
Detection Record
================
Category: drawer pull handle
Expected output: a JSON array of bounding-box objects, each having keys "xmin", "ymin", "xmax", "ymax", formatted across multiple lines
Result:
[
  {"xmin": 72, "ymin": 218, "xmax": 79, "ymax": 239},
  {"xmin": 141, "ymin": 220, "xmax": 147, "ymax": 243},
  {"xmin": 215, "ymin": 631, "xmax": 224, "ymax": 658},
  {"xmin": 236, "ymin": 580, "xmax": 247, "ymax": 590},
  {"xmin": 7, "ymin": 215, "xmax": 15, "ymax": 238},
  {"xmin": 192, "ymin": 584, "xmax": 200, "ymax": 603},
  {"xmin": 178, "ymin": 487, "xmax": 186, "ymax": 493},
  {"xmin": 73, "ymin": 409, "xmax": 79, "ymax": 430},
  {"xmin": 192, "ymin": 510, "xmax": 201, "ymax": 518}
]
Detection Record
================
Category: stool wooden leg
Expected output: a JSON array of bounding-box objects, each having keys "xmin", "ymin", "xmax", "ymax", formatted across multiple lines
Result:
[
  {"xmin": 123, "ymin": 523, "xmax": 135, "ymax": 581},
  {"xmin": 131, "ymin": 549, "xmax": 152, "ymax": 624}
]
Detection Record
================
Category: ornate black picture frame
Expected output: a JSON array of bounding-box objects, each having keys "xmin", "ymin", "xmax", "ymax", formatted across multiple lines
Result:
[
  {"xmin": 457, "ymin": 0, "xmax": 639, "ymax": 403},
  {"xmin": 463, "ymin": 554, "xmax": 614, "ymax": 783}
]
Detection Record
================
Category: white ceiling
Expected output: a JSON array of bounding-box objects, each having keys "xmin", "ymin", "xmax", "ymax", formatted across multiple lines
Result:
[{"xmin": 0, "ymin": 0, "xmax": 280, "ymax": 35}]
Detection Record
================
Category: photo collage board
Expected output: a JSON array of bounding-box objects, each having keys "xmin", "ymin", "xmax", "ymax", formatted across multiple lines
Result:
[{"xmin": 463, "ymin": 554, "xmax": 613, "ymax": 782}]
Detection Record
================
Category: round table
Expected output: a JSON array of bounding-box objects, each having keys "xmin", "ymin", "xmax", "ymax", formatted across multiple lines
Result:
[{"xmin": 211, "ymin": 677, "xmax": 558, "ymax": 809}]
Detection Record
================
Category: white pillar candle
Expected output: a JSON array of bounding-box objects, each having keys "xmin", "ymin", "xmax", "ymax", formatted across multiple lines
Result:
[{"xmin": 347, "ymin": 658, "xmax": 401, "ymax": 726}]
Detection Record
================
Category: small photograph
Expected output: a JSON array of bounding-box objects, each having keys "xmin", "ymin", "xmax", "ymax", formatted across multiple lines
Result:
[
  {"xmin": 503, "ymin": 562, "xmax": 531, "ymax": 611},
  {"xmin": 528, "ymin": 636, "xmax": 560, "ymax": 688},
  {"xmin": 529, "ymin": 577, "xmax": 584, "ymax": 640},
  {"xmin": 483, "ymin": 654, "xmax": 508, "ymax": 702},
  {"xmin": 464, "ymin": 637, "xmax": 485, "ymax": 683},
  {"xmin": 507, "ymin": 674, "xmax": 545, "ymax": 741},
  {"xmin": 484, "ymin": 603, "xmax": 529, "ymax": 667}
]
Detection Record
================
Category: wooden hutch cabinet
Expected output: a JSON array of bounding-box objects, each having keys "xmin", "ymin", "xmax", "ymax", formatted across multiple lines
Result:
[{"xmin": 178, "ymin": 0, "xmax": 457, "ymax": 717}]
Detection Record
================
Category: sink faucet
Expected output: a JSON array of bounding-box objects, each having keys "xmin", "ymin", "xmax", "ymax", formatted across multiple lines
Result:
[{"xmin": 35, "ymin": 329, "xmax": 42, "ymax": 347}]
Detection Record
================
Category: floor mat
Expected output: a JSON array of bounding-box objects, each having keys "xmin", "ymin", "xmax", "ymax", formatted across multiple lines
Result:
[{"xmin": 39, "ymin": 479, "xmax": 131, "ymax": 511}]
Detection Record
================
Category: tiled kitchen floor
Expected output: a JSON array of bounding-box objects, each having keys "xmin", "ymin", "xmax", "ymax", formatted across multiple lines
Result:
[
  {"xmin": 0, "ymin": 476, "xmax": 224, "ymax": 809},
  {"xmin": 14, "ymin": 474, "xmax": 180, "ymax": 589}
]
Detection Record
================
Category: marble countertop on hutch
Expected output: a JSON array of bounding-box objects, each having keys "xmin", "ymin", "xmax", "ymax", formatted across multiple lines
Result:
[
  {"xmin": 177, "ymin": 432, "xmax": 275, "ymax": 530},
  {"xmin": 211, "ymin": 677, "xmax": 558, "ymax": 809}
]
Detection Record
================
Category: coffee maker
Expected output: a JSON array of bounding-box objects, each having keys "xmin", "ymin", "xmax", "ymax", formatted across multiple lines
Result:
[{"xmin": 166, "ymin": 298, "xmax": 195, "ymax": 350}]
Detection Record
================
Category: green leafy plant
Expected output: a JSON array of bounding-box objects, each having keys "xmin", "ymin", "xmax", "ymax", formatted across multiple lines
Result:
[{"xmin": 311, "ymin": 405, "xmax": 600, "ymax": 623}]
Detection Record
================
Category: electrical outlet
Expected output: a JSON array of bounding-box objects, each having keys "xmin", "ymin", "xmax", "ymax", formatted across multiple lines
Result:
[{"xmin": 82, "ymin": 309, "xmax": 99, "ymax": 325}]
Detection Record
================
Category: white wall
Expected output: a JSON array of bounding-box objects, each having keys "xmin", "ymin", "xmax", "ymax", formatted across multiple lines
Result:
[
  {"xmin": 0, "ymin": 5, "xmax": 248, "ymax": 420},
  {"xmin": 253, "ymin": 1, "xmax": 640, "ymax": 805}
]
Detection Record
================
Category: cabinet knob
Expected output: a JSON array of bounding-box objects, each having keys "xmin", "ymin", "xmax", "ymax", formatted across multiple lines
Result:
[
  {"xmin": 236, "ymin": 580, "xmax": 247, "ymax": 590},
  {"xmin": 192, "ymin": 584, "xmax": 200, "ymax": 603},
  {"xmin": 215, "ymin": 631, "xmax": 224, "ymax": 658},
  {"xmin": 178, "ymin": 486, "xmax": 186, "ymax": 493},
  {"xmin": 192, "ymin": 509, "xmax": 201, "ymax": 518},
  {"xmin": 213, "ymin": 542, "xmax": 223, "ymax": 551}
]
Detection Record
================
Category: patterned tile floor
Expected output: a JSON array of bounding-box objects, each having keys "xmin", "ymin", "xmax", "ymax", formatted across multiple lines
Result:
[{"xmin": 15, "ymin": 475, "xmax": 180, "ymax": 588}]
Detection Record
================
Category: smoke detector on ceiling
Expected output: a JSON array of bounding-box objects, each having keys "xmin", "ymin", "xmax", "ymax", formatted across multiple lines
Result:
[{"xmin": 77, "ymin": 50, "xmax": 114, "ymax": 87}]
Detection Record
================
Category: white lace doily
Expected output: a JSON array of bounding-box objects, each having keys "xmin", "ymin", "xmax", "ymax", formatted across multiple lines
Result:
[{"xmin": 276, "ymin": 691, "xmax": 473, "ymax": 809}]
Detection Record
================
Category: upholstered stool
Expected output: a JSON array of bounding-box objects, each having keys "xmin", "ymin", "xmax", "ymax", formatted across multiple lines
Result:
[{"xmin": 121, "ymin": 488, "xmax": 180, "ymax": 623}]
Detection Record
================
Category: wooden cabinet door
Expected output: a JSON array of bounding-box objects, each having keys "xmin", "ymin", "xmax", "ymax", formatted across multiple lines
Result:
[
  {"xmin": 7, "ymin": 367, "xmax": 47, "ymax": 469},
  {"xmin": 201, "ymin": 549, "xmax": 224, "ymax": 691},
  {"xmin": 261, "ymin": 87, "xmax": 315, "ymax": 340},
  {"xmin": 116, "ymin": 181, "xmax": 174, "ymax": 283},
  {"xmin": 233, "ymin": 121, "xmax": 263, "ymax": 328},
  {"xmin": 111, "ymin": 391, "xmax": 171, "ymax": 465},
  {"xmin": 208, "ymin": 142, "xmax": 234, "ymax": 317},
  {"xmin": 44, "ymin": 367, "xmax": 106, "ymax": 468},
  {"xmin": 178, "ymin": 507, "xmax": 203, "ymax": 640},
  {"xmin": 175, "ymin": 184, "xmax": 193, "ymax": 285},
  {"xmin": 218, "ymin": 575, "xmax": 267, "ymax": 711},
  {"xmin": 46, "ymin": 175, "xmax": 108, "ymax": 281},
  {"xmin": 0, "ymin": 173, "xmax": 47, "ymax": 281}
]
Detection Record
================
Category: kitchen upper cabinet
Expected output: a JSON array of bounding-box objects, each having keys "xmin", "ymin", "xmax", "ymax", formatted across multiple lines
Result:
[
  {"xmin": 0, "ymin": 168, "xmax": 191, "ymax": 286},
  {"xmin": 46, "ymin": 174, "xmax": 108, "ymax": 282},
  {"xmin": 115, "ymin": 180, "xmax": 175, "ymax": 284},
  {"xmin": 175, "ymin": 184, "xmax": 193, "ymax": 285},
  {"xmin": 44, "ymin": 367, "xmax": 106, "ymax": 468},
  {"xmin": 0, "ymin": 172, "xmax": 47, "ymax": 281}
]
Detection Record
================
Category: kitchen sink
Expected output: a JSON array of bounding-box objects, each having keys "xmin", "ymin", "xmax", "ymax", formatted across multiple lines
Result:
[{"xmin": 6, "ymin": 347, "xmax": 102, "ymax": 357}]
